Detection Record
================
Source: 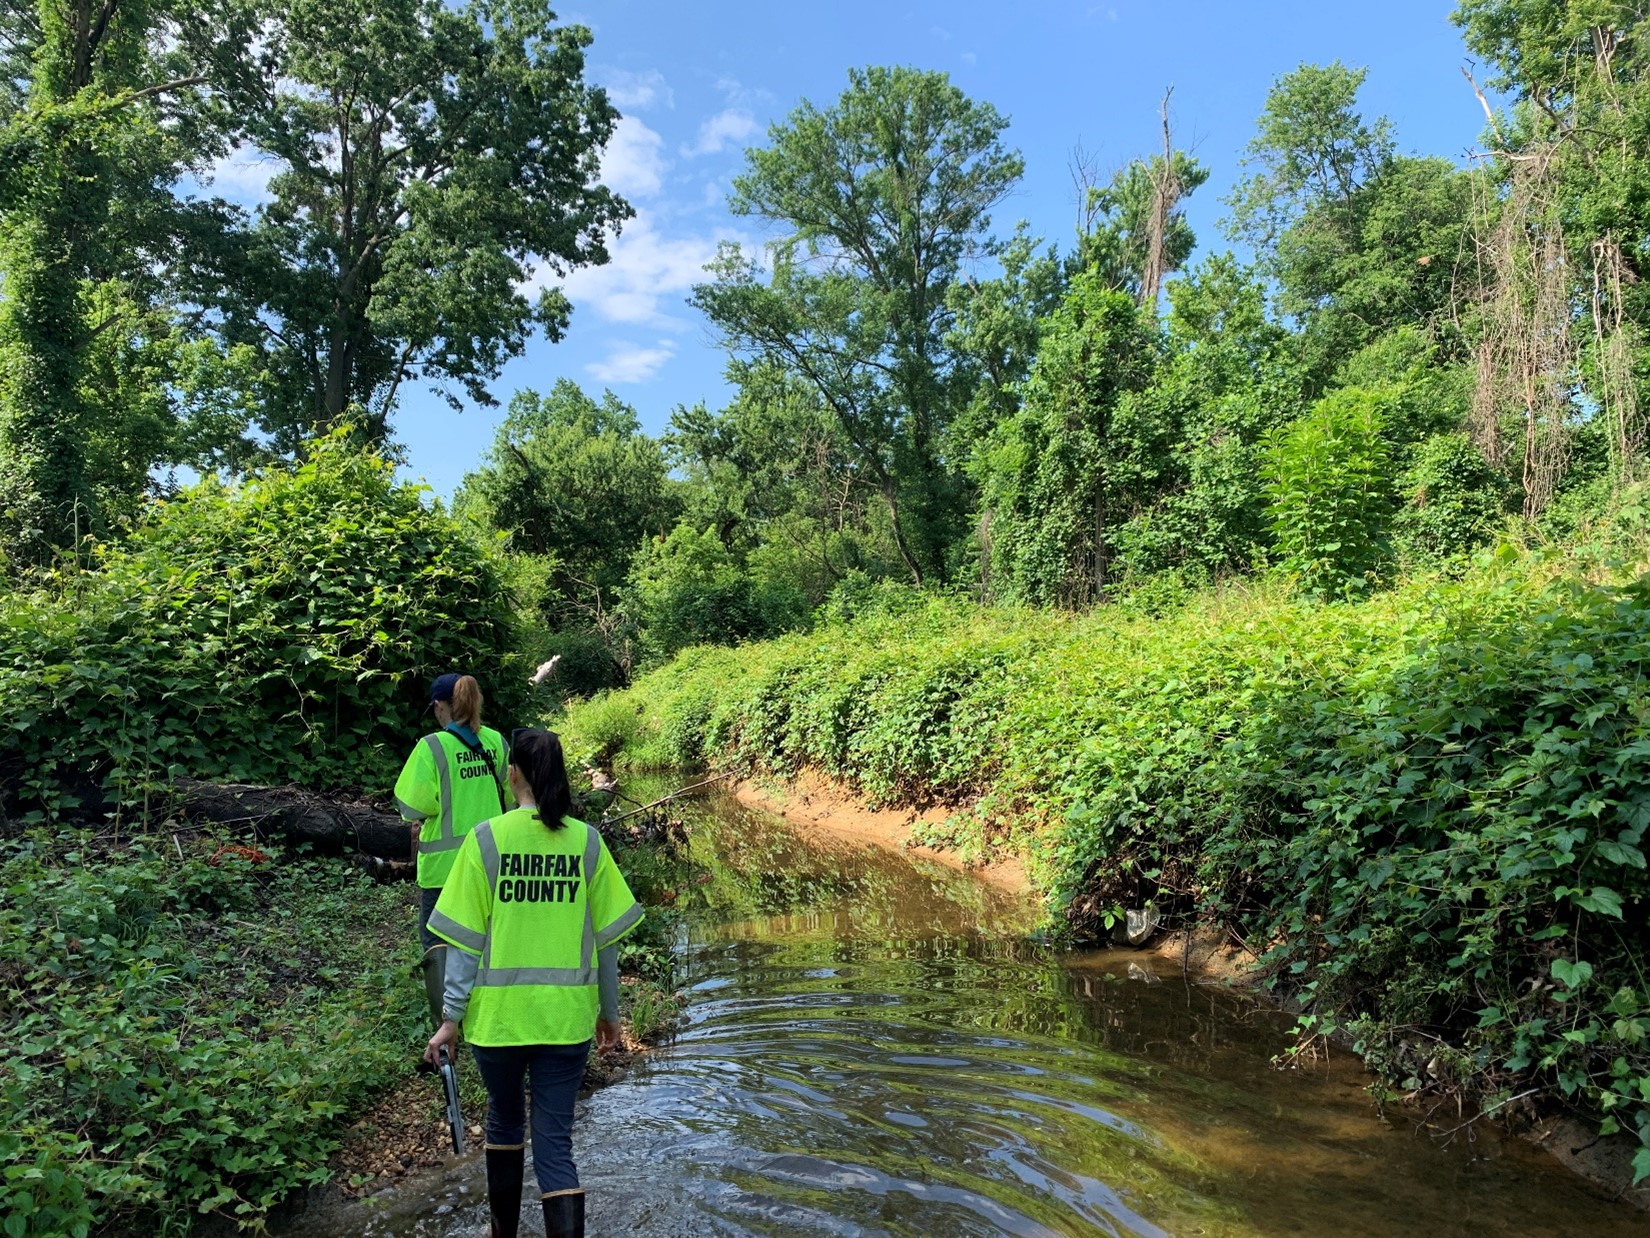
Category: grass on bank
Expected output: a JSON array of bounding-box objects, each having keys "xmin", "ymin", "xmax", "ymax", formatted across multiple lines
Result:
[{"xmin": 563, "ymin": 541, "xmax": 1650, "ymax": 1179}]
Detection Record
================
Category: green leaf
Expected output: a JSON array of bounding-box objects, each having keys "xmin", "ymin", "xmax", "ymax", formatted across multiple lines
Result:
[
  {"xmin": 1575, "ymin": 887, "xmax": 1626, "ymax": 919},
  {"xmin": 1596, "ymin": 839, "xmax": 1646, "ymax": 869},
  {"xmin": 1552, "ymin": 959, "xmax": 1595, "ymax": 990}
]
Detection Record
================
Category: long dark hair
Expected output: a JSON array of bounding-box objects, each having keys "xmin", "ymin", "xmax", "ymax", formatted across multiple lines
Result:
[{"xmin": 510, "ymin": 728, "xmax": 572, "ymax": 831}]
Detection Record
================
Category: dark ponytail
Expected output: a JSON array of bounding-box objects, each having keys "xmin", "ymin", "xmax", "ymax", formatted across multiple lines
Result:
[{"xmin": 510, "ymin": 728, "xmax": 573, "ymax": 830}]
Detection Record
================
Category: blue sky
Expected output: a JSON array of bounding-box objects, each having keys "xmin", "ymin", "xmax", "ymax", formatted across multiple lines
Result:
[{"xmin": 216, "ymin": 1, "xmax": 1492, "ymax": 497}]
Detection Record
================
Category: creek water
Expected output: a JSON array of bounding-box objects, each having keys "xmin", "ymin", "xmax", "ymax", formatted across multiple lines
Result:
[{"xmin": 286, "ymin": 795, "xmax": 1645, "ymax": 1236}]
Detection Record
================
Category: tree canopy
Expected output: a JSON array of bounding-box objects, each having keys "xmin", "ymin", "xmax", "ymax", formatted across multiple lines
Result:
[{"xmin": 692, "ymin": 65, "xmax": 1023, "ymax": 585}]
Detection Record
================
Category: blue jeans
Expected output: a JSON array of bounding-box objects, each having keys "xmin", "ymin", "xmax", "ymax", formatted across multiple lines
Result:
[{"xmin": 470, "ymin": 1042, "xmax": 591, "ymax": 1194}]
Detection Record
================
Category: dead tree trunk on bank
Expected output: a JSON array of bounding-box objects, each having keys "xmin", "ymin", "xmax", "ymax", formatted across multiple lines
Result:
[{"xmin": 173, "ymin": 779, "xmax": 412, "ymax": 859}]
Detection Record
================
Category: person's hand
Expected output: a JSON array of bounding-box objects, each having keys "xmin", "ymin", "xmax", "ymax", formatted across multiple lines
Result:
[
  {"xmin": 595, "ymin": 1017, "xmax": 621, "ymax": 1053},
  {"xmin": 425, "ymin": 1019, "xmax": 458, "ymax": 1066}
]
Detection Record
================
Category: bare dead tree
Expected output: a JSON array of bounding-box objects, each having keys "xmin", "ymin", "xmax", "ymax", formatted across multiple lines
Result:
[
  {"xmin": 1140, "ymin": 87, "xmax": 1184, "ymax": 312},
  {"xmin": 1469, "ymin": 147, "xmax": 1576, "ymax": 517},
  {"xmin": 1591, "ymin": 234, "xmax": 1644, "ymax": 482},
  {"xmin": 1069, "ymin": 140, "xmax": 1104, "ymax": 241}
]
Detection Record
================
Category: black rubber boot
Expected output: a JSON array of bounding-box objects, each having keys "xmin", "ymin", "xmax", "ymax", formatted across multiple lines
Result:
[
  {"xmin": 541, "ymin": 1189, "xmax": 585, "ymax": 1237},
  {"xmin": 484, "ymin": 1145, "xmax": 525, "ymax": 1238}
]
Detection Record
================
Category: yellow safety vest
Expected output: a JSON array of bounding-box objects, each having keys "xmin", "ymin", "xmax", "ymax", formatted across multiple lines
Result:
[
  {"xmin": 393, "ymin": 726, "xmax": 510, "ymax": 888},
  {"xmin": 427, "ymin": 808, "xmax": 644, "ymax": 1046}
]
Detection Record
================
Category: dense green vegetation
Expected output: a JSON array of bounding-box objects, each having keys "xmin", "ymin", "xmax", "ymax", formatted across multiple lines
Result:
[
  {"xmin": 0, "ymin": 433, "xmax": 525, "ymax": 826},
  {"xmin": 7, "ymin": 0, "xmax": 1650, "ymax": 1221},
  {"xmin": 0, "ymin": 823, "xmax": 685, "ymax": 1237},
  {"xmin": 0, "ymin": 836, "xmax": 421, "ymax": 1237},
  {"xmin": 448, "ymin": 9, "xmax": 1648, "ymax": 680},
  {"xmin": 566, "ymin": 532, "xmax": 1650, "ymax": 1182}
]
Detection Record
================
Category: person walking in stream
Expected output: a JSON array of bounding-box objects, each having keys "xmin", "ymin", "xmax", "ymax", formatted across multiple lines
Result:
[
  {"xmin": 394, "ymin": 672, "xmax": 512, "ymax": 950},
  {"xmin": 423, "ymin": 727, "xmax": 643, "ymax": 1238}
]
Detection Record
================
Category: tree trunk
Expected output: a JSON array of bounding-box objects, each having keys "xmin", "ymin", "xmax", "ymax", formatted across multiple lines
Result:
[
  {"xmin": 174, "ymin": 779, "xmax": 412, "ymax": 859},
  {"xmin": 879, "ymin": 475, "xmax": 925, "ymax": 586}
]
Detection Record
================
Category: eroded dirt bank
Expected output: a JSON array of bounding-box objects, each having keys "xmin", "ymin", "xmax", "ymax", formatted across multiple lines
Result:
[{"xmin": 730, "ymin": 771, "xmax": 1030, "ymax": 894}]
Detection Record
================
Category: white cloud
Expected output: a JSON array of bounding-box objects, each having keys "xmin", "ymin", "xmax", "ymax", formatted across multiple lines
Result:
[
  {"xmin": 600, "ymin": 115, "xmax": 667, "ymax": 199},
  {"xmin": 714, "ymin": 75, "xmax": 775, "ymax": 106},
  {"xmin": 586, "ymin": 340, "xmax": 676, "ymax": 384},
  {"xmin": 205, "ymin": 143, "xmax": 279, "ymax": 204},
  {"xmin": 683, "ymin": 108, "xmax": 758, "ymax": 158},
  {"xmin": 600, "ymin": 67, "xmax": 673, "ymax": 112},
  {"xmin": 960, "ymin": 50, "xmax": 978, "ymax": 67},
  {"xmin": 548, "ymin": 212, "xmax": 729, "ymax": 328}
]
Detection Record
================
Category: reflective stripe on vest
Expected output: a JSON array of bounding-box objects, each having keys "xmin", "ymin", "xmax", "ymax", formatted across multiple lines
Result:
[
  {"xmin": 472, "ymin": 818, "xmax": 599, "ymax": 989},
  {"xmin": 580, "ymin": 825, "xmax": 600, "ymax": 971},
  {"xmin": 427, "ymin": 907, "xmax": 485, "ymax": 953},
  {"xmin": 596, "ymin": 900, "xmax": 643, "ymax": 950},
  {"xmin": 416, "ymin": 733, "xmax": 455, "ymax": 854}
]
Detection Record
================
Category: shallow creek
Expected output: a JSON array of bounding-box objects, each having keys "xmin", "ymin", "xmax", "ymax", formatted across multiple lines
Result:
[{"xmin": 284, "ymin": 795, "xmax": 1645, "ymax": 1236}]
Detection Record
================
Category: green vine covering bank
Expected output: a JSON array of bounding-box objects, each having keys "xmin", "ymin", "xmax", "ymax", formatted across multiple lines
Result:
[
  {"xmin": 0, "ymin": 840, "xmax": 423, "ymax": 1238},
  {"xmin": 564, "ymin": 539, "xmax": 1650, "ymax": 1182}
]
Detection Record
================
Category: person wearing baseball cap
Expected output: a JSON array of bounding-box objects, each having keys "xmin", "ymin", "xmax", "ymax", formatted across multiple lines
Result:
[{"xmin": 395, "ymin": 673, "xmax": 512, "ymax": 951}]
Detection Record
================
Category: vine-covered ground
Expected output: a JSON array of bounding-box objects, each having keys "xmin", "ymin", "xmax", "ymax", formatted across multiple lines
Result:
[{"xmin": 0, "ymin": 827, "xmax": 681, "ymax": 1238}]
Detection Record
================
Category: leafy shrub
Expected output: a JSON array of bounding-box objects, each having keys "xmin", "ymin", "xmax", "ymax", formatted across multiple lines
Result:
[
  {"xmin": 1392, "ymin": 432, "xmax": 1510, "ymax": 562},
  {"xmin": 0, "ymin": 432, "xmax": 525, "ymax": 824},
  {"xmin": 1264, "ymin": 387, "xmax": 1396, "ymax": 594},
  {"xmin": 570, "ymin": 691, "xmax": 646, "ymax": 766},
  {"xmin": 0, "ymin": 836, "xmax": 422, "ymax": 1235},
  {"xmin": 624, "ymin": 524, "xmax": 807, "ymax": 666}
]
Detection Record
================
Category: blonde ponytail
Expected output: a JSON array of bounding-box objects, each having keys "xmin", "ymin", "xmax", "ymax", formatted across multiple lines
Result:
[{"xmin": 449, "ymin": 675, "xmax": 484, "ymax": 731}]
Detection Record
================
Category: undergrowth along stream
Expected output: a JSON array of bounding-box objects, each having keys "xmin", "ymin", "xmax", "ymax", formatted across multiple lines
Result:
[
  {"xmin": 0, "ymin": 824, "xmax": 684, "ymax": 1238},
  {"xmin": 564, "ymin": 540, "xmax": 1650, "ymax": 1181}
]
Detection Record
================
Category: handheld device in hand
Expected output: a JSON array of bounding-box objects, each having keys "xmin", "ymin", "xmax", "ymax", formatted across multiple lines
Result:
[
  {"xmin": 437, "ymin": 1045, "xmax": 465, "ymax": 1155},
  {"xmin": 417, "ymin": 944, "xmax": 465, "ymax": 1155}
]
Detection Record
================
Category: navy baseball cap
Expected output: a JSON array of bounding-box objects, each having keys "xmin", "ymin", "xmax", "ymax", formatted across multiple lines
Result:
[{"xmin": 424, "ymin": 672, "xmax": 461, "ymax": 714}]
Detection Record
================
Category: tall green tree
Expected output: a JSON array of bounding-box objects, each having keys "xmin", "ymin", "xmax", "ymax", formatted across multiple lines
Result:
[
  {"xmin": 944, "ymin": 223, "xmax": 1066, "ymax": 440},
  {"xmin": 455, "ymin": 379, "xmax": 674, "ymax": 620},
  {"xmin": 975, "ymin": 273, "xmax": 1161, "ymax": 606},
  {"xmin": 212, "ymin": 0, "xmax": 628, "ymax": 451},
  {"xmin": 691, "ymin": 66, "xmax": 1024, "ymax": 586},
  {"xmin": 1225, "ymin": 62, "xmax": 1477, "ymax": 385},
  {"xmin": 0, "ymin": 0, "xmax": 258, "ymax": 564},
  {"xmin": 1226, "ymin": 61, "xmax": 1394, "ymax": 265}
]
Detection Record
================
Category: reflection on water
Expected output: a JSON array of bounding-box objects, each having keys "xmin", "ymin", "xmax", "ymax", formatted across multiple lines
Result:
[{"xmin": 285, "ymin": 796, "xmax": 1644, "ymax": 1236}]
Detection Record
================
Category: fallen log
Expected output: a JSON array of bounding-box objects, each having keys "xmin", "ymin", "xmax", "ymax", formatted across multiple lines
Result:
[{"xmin": 174, "ymin": 779, "xmax": 411, "ymax": 860}]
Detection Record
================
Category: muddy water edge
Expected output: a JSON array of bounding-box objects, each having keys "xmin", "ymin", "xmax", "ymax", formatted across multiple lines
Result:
[{"xmin": 277, "ymin": 792, "xmax": 1647, "ymax": 1237}]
